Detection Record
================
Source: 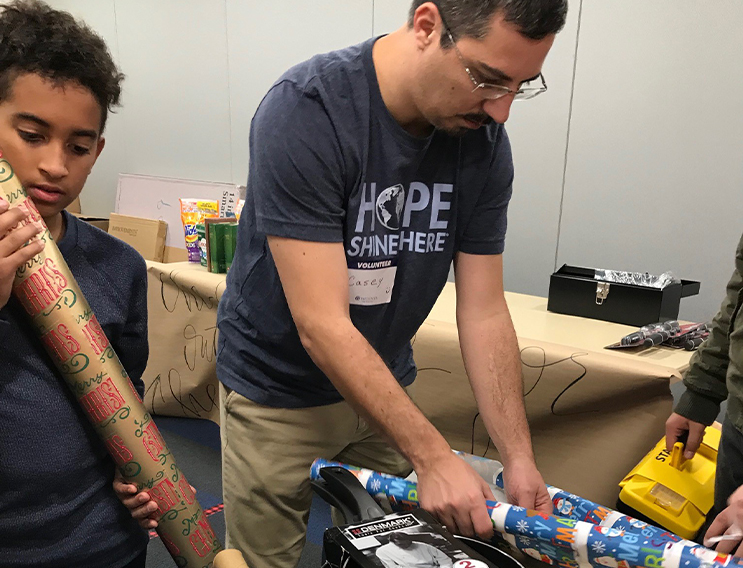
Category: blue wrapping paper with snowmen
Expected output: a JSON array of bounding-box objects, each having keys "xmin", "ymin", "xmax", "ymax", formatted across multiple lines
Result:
[{"xmin": 310, "ymin": 457, "xmax": 743, "ymax": 568}]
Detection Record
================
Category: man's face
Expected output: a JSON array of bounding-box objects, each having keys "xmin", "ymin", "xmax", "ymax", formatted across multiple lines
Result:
[
  {"xmin": 0, "ymin": 72, "xmax": 105, "ymax": 220},
  {"xmin": 390, "ymin": 533, "xmax": 414, "ymax": 549},
  {"xmin": 413, "ymin": 10, "xmax": 555, "ymax": 135}
]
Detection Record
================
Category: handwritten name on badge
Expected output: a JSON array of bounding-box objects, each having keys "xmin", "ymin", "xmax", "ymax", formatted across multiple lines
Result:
[{"xmin": 347, "ymin": 259, "xmax": 396, "ymax": 306}]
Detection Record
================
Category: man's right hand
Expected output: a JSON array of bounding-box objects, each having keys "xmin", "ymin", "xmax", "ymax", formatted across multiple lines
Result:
[
  {"xmin": 0, "ymin": 197, "xmax": 44, "ymax": 309},
  {"xmin": 416, "ymin": 452, "xmax": 495, "ymax": 540},
  {"xmin": 665, "ymin": 412, "xmax": 706, "ymax": 460}
]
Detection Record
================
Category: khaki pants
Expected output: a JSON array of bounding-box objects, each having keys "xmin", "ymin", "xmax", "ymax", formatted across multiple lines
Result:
[{"xmin": 220, "ymin": 384, "xmax": 412, "ymax": 568}]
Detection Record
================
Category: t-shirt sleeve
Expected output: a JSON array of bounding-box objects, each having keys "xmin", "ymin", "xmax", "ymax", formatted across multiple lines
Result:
[
  {"xmin": 456, "ymin": 126, "xmax": 514, "ymax": 255},
  {"xmin": 251, "ymin": 80, "xmax": 347, "ymax": 242}
]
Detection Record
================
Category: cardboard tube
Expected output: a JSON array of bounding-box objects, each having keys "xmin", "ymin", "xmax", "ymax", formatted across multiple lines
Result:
[
  {"xmin": 1, "ymin": 158, "xmax": 223, "ymax": 567},
  {"xmin": 213, "ymin": 550, "xmax": 249, "ymax": 568}
]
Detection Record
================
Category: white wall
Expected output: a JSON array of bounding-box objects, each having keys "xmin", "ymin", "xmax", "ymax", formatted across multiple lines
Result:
[
  {"xmin": 47, "ymin": 0, "xmax": 743, "ymax": 322},
  {"xmin": 557, "ymin": 0, "xmax": 743, "ymax": 322}
]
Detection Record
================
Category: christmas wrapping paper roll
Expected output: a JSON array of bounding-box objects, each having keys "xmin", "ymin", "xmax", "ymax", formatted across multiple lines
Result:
[
  {"xmin": 1, "ymin": 159, "xmax": 222, "ymax": 567},
  {"xmin": 310, "ymin": 459, "xmax": 743, "ymax": 568},
  {"xmin": 492, "ymin": 471, "xmax": 690, "ymax": 545},
  {"xmin": 311, "ymin": 457, "xmax": 419, "ymax": 512}
]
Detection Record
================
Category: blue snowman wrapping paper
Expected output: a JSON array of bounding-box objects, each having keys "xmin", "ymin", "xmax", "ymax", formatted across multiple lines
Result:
[{"xmin": 310, "ymin": 457, "xmax": 743, "ymax": 568}]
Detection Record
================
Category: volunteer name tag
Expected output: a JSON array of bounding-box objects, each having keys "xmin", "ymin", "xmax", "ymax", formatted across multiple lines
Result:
[{"xmin": 348, "ymin": 259, "xmax": 397, "ymax": 306}]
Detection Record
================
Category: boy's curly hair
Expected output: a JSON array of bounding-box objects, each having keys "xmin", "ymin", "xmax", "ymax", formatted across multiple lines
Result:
[{"xmin": 0, "ymin": 0, "xmax": 124, "ymax": 132}]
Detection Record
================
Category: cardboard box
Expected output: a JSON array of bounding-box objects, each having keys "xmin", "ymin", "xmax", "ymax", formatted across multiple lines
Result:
[
  {"xmin": 76, "ymin": 215, "xmax": 110, "ymax": 232},
  {"xmin": 108, "ymin": 213, "xmax": 167, "ymax": 262},
  {"xmin": 547, "ymin": 264, "xmax": 700, "ymax": 327}
]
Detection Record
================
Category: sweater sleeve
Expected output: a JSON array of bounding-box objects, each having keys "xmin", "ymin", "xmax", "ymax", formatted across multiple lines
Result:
[
  {"xmin": 674, "ymin": 232, "xmax": 743, "ymax": 425},
  {"xmin": 116, "ymin": 256, "xmax": 149, "ymax": 398}
]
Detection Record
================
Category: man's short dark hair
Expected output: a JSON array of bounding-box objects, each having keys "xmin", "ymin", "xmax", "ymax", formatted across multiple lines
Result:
[
  {"xmin": 0, "ymin": 0, "xmax": 124, "ymax": 132},
  {"xmin": 408, "ymin": 0, "xmax": 568, "ymax": 44}
]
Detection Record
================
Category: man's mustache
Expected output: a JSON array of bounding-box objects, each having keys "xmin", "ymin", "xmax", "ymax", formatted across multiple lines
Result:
[{"xmin": 461, "ymin": 114, "xmax": 493, "ymax": 126}]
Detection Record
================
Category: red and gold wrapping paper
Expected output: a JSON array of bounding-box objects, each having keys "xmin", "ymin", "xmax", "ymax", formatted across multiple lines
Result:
[{"xmin": 1, "ymin": 158, "xmax": 223, "ymax": 568}]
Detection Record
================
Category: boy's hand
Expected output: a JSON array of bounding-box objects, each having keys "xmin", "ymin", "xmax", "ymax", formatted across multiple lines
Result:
[
  {"xmin": 113, "ymin": 471, "xmax": 198, "ymax": 530},
  {"xmin": 113, "ymin": 471, "xmax": 160, "ymax": 530},
  {"xmin": 0, "ymin": 197, "xmax": 44, "ymax": 309}
]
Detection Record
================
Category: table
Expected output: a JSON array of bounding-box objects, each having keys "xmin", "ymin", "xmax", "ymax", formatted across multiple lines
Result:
[{"xmin": 142, "ymin": 261, "xmax": 693, "ymax": 506}]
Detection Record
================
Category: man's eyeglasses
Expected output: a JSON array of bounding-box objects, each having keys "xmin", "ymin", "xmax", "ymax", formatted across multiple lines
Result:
[{"xmin": 443, "ymin": 27, "xmax": 548, "ymax": 101}]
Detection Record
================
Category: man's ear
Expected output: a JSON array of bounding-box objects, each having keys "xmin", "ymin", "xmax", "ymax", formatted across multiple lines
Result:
[{"xmin": 411, "ymin": 2, "xmax": 443, "ymax": 51}]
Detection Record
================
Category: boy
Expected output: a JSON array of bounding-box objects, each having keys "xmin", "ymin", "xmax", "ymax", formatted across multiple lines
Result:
[{"xmin": 0, "ymin": 1, "xmax": 149, "ymax": 567}]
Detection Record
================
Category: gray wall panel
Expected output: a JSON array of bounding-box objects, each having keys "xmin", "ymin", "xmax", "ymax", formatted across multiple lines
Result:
[{"xmin": 557, "ymin": 0, "xmax": 743, "ymax": 322}]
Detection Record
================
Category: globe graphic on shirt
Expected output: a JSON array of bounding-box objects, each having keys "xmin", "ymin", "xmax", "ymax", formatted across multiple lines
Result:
[{"xmin": 375, "ymin": 184, "xmax": 405, "ymax": 231}]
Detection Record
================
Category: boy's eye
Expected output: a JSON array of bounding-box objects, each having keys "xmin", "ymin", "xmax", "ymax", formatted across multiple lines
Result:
[
  {"xmin": 71, "ymin": 145, "xmax": 91, "ymax": 156},
  {"xmin": 18, "ymin": 130, "xmax": 43, "ymax": 143}
]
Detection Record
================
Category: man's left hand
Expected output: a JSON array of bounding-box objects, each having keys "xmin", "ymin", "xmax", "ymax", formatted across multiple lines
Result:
[{"xmin": 502, "ymin": 458, "xmax": 552, "ymax": 514}]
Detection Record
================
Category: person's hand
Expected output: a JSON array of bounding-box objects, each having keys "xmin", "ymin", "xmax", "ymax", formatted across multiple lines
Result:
[
  {"xmin": 416, "ymin": 452, "xmax": 495, "ymax": 540},
  {"xmin": 113, "ymin": 471, "xmax": 160, "ymax": 530},
  {"xmin": 704, "ymin": 486, "xmax": 743, "ymax": 557},
  {"xmin": 729, "ymin": 486, "xmax": 743, "ymax": 534},
  {"xmin": 665, "ymin": 413, "xmax": 706, "ymax": 459},
  {"xmin": 502, "ymin": 457, "xmax": 552, "ymax": 514},
  {"xmin": 0, "ymin": 197, "xmax": 44, "ymax": 309},
  {"xmin": 113, "ymin": 471, "xmax": 199, "ymax": 530}
]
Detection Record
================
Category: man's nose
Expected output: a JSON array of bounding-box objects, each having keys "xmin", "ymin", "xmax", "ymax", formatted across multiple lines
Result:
[{"xmin": 482, "ymin": 95, "xmax": 514, "ymax": 124}]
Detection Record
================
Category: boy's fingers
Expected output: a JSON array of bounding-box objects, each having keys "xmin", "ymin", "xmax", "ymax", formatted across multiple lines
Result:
[
  {"xmin": 112, "ymin": 478, "xmax": 138, "ymax": 495},
  {"xmin": 141, "ymin": 518, "xmax": 158, "ymax": 530},
  {"xmin": 0, "ymin": 208, "xmax": 29, "ymax": 234},
  {"xmin": 131, "ymin": 501, "xmax": 159, "ymax": 520},
  {"xmin": 7, "ymin": 237, "xmax": 44, "ymax": 267},
  {"xmin": 0, "ymin": 222, "xmax": 41, "ymax": 257}
]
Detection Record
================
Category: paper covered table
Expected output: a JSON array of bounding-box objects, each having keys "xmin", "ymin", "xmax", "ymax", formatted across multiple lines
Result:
[{"xmin": 142, "ymin": 261, "xmax": 693, "ymax": 506}]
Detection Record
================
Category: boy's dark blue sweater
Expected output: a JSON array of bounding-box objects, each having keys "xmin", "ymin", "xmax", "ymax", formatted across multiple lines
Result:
[{"xmin": 0, "ymin": 211, "xmax": 149, "ymax": 567}]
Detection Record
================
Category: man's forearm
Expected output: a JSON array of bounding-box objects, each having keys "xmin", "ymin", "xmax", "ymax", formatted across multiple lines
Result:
[
  {"xmin": 299, "ymin": 317, "xmax": 451, "ymax": 470},
  {"xmin": 457, "ymin": 309, "xmax": 534, "ymax": 465}
]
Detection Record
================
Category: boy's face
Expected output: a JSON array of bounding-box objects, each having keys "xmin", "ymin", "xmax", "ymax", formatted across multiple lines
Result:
[{"xmin": 0, "ymin": 72, "xmax": 105, "ymax": 220}]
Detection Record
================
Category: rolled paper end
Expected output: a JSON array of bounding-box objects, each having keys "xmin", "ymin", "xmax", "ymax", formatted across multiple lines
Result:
[{"xmin": 213, "ymin": 549, "xmax": 250, "ymax": 568}]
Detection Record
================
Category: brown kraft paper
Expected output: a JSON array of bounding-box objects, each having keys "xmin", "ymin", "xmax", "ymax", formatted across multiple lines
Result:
[{"xmin": 1, "ymin": 158, "xmax": 223, "ymax": 567}]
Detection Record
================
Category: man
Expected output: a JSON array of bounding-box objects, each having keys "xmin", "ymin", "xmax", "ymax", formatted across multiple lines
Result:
[
  {"xmin": 216, "ymin": 2, "xmax": 567, "ymax": 567},
  {"xmin": 376, "ymin": 532, "xmax": 453, "ymax": 568},
  {"xmin": 666, "ymin": 232, "xmax": 743, "ymax": 556}
]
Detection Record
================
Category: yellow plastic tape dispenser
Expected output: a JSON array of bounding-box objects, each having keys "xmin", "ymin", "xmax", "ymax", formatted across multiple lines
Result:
[{"xmin": 617, "ymin": 426, "xmax": 721, "ymax": 539}]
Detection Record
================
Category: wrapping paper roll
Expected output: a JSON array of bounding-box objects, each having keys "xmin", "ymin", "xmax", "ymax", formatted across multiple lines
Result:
[
  {"xmin": 492, "ymin": 471, "xmax": 690, "ymax": 545},
  {"xmin": 2, "ymin": 160, "xmax": 222, "ymax": 567},
  {"xmin": 311, "ymin": 457, "xmax": 419, "ymax": 512},
  {"xmin": 310, "ymin": 459, "xmax": 743, "ymax": 568}
]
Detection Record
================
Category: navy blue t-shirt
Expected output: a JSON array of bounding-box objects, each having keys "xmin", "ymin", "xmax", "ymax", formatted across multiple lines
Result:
[
  {"xmin": 217, "ymin": 37, "xmax": 514, "ymax": 408},
  {"xmin": 0, "ymin": 211, "xmax": 149, "ymax": 568}
]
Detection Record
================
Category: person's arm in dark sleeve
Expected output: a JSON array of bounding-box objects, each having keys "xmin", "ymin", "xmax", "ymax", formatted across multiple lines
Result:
[
  {"xmin": 679, "ymin": 233, "xmax": 743, "ymax": 422},
  {"xmin": 666, "ymin": 233, "xmax": 743, "ymax": 456}
]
